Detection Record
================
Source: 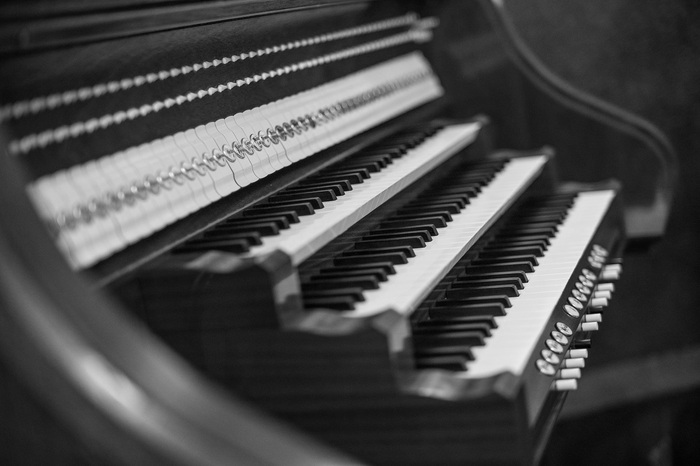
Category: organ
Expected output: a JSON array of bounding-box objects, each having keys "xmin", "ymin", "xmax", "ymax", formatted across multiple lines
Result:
[{"xmin": 0, "ymin": 1, "xmax": 677, "ymax": 465}]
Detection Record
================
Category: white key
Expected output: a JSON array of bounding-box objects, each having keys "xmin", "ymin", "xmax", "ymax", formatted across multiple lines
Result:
[
  {"xmin": 464, "ymin": 190, "xmax": 616, "ymax": 379},
  {"xmin": 212, "ymin": 119, "xmax": 249, "ymax": 188},
  {"xmin": 279, "ymin": 93, "xmax": 308, "ymax": 163},
  {"xmin": 238, "ymin": 110, "xmax": 274, "ymax": 177},
  {"xmin": 130, "ymin": 142, "xmax": 171, "ymax": 234},
  {"xmin": 117, "ymin": 145, "xmax": 156, "ymax": 242},
  {"xmin": 72, "ymin": 159, "xmax": 122, "ymax": 263},
  {"xmin": 200, "ymin": 123, "xmax": 239, "ymax": 198},
  {"xmin": 343, "ymin": 155, "xmax": 550, "ymax": 318},
  {"xmin": 258, "ymin": 101, "xmax": 292, "ymax": 168},
  {"xmin": 179, "ymin": 130, "xmax": 223, "ymax": 201},
  {"xmin": 253, "ymin": 105, "xmax": 285, "ymax": 172},
  {"xmin": 31, "ymin": 172, "xmax": 82, "ymax": 266},
  {"xmin": 150, "ymin": 137, "xmax": 200, "ymax": 218},
  {"xmin": 289, "ymin": 88, "xmax": 318, "ymax": 158},
  {"xmin": 170, "ymin": 133, "xmax": 214, "ymax": 207},
  {"xmin": 222, "ymin": 116, "xmax": 258, "ymax": 185}
]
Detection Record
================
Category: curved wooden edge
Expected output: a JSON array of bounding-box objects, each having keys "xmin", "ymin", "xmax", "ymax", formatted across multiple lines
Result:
[
  {"xmin": 480, "ymin": 0, "xmax": 679, "ymax": 239},
  {"xmin": 0, "ymin": 130, "xmax": 362, "ymax": 465}
]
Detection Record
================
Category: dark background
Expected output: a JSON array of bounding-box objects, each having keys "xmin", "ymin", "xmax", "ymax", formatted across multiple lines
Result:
[{"xmin": 505, "ymin": 1, "xmax": 700, "ymax": 464}]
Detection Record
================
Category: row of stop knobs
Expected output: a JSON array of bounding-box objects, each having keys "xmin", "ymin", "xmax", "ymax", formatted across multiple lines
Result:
[{"xmin": 552, "ymin": 261, "xmax": 622, "ymax": 391}]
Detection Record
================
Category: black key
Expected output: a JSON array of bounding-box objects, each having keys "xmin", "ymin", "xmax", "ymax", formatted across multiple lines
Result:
[
  {"xmin": 303, "ymin": 287, "xmax": 365, "ymax": 302},
  {"xmin": 223, "ymin": 215, "xmax": 291, "ymax": 229},
  {"xmin": 338, "ymin": 161, "xmax": 382, "ymax": 173},
  {"xmin": 466, "ymin": 261, "xmax": 536, "ymax": 274},
  {"xmin": 287, "ymin": 183, "xmax": 346, "ymax": 196},
  {"xmin": 444, "ymin": 285, "xmax": 519, "ymax": 299},
  {"xmin": 316, "ymin": 266, "xmax": 392, "ymax": 280},
  {"xmin": 471, "ymin": 255, "xmax": 539, "ymax": 267},
  {"xmin": 458, "ymin": 270, "xmax": 529, "ymax": 284},
  {"xmin": 379, "ymin": 135, "xmax": 423, "ymax": 147},
  {"xmin": 408, "ymin": 195, "xmax": 469, "ymax": 209},
  {"xmin": 495, "ymin": 231, "xmax": 555, "ymax": 243},
  {"xmin": 502, "ymin": 224, "xmax": 559, "ymax": 235},
  {"xmin": 268, "ymin": 196, "xmax": 324, "ymax": 209},
  {"xmin": 302, "ymin": 276, "xmax": 380, "ymax": 291},
  {"xmin": 197, "ymin": 231, "xmax": 263, "ymax": 246},
  {"xmin": 390, "ymin": 211, "xmax": 452, "ymax": 223},
  {"xmin": 400, "ymin": 204, "xmax": 461, "ymax": 215},
  {"xmin": 299, "ymin": 178, "xmax": 353, "ymax": 191},
  {"xmin": 429, "ymin": 303, "xmax": 507, "ymax": 319},
  {"xmin": 370, "ymin": 224, "xmax": 439, "ymax": 237},
  {"xmin": 364, "ymin": 230, "xmax": 432, "ymax": 243},
  {"xmin": 304, "ymin": 296, "xmax": 355, "ymax": 311},
  {"xmin": 424, "ymin": 186, "xmax": 480, "ymax": 197},
  {"xmin": 512, "ymin": 208, "xmax": 567, "ymax": 220},
  {"xmin": 324, "ymin": 168, "xmax": 371, "ymax": 180},
  {"xmin": 414, "ymin": 345, "xmax": 474, "ymax": 361},
  {"xmin": 449, "ymin": 173, "xmax": 497, "ymax": 184},
  {"xmin": 352, "ymin": 154, "xmax": 391, "ymax": 167},
  {"xmin": 485, "ymin": 238, "xmax": 549, "ymax": 249},
  {"xmin": 414, "ymin": 322, "xmax": 492, "ymax": 337},
  {"xmin": 363, "ymin": 148, "xmax": 404, "ymax": 158},
  {"xmin": 276, "ymin": 188, "xmax": 337, "ymax": 202},
  {"xmin": 509, "ymin": 219, "xmax": 562, "ymax": 228},
  {"xmin": 413, "ymin": 331, "xmax": 485, "ymax": 347},
  {"xmin": 512, "ymin": 213, "xmax": 566, "ymax": 223},
  {"xmin": 381, "ymin": 217, "xmax": 448, "ymax": 229},
  {"xmin": 248, "ymin": 202, "xmax": 315, "ymax": 216},
  {"xmin": 478, "ymin": 246, "xmax": 545, "ymax": 258},
  {"xmin": 343, "ymin": 246, "xmax": 414, "ymax": 259},
  {"xmin": 334, "ymin": 251, "xmax": 408, "ymax": 266},
  {"xmin": 176, "ymin": 238, "xmax": 249, "ymax": 254},
  {"xmin": 418, "ymin": 315, "xmax": 497, "ymax": 329},
  {"xmin": 205, "ymin": 222, "xmax": 280, "ymax": 237},
  {"xmin": 415, "ymin": 355, "xmax": 468, "ymax": 370},
  {"xmin": 498, "ymin": 226, "xmax": 557, "ymax": 237},
  {"xmin": 310, "ymin": 173, "xmax": 363, "ymax": 185},
  {"xmin": 529, "ymin": 197, "xmax": 575, "ymax": 207},
  {"xmin": 242, "ymin": 209, "xmax": 299, "ymax": 223},
  {"xmin": 354, "ymin": 236, "xmax": 426, "ymax": 250},
  {"xmin": 449, "ymin": 276, "xmax": 524, "ymax": 290},
  {"xmin": 435, "ymin": 295, "xmax": 512, "ymax": 308},
  {"xmin": 518, "ymin": 202, "xmax": 571, "ymax": 213}
]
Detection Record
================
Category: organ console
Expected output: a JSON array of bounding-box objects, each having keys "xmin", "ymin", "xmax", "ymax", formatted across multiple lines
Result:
[{"xmin": 0, "ymin": 1, "xmax": 677, "ymax": 465}]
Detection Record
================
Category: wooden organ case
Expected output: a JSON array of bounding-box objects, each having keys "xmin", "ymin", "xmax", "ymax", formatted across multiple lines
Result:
[{"xmin": 0, "ymin": 1, "xmax": 677, "ymax": 465}]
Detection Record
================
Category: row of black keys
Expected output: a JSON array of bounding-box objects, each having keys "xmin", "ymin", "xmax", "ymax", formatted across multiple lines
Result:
[
  {"xmin": 173, "ymin": 125, "xmax": 442, "ymax": 255},
  {"xmin": 298, "ymin": 159, "xmax": 508, "ymax": 310},
  {"xmin": 410, "ymin": 193, "xmax": 578, "ymax": 371}
]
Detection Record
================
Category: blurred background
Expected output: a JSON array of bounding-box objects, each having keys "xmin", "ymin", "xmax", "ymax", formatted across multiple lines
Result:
[{"xmin": 504, "ymin": 0, "xmax": 700, "ymax": 464}]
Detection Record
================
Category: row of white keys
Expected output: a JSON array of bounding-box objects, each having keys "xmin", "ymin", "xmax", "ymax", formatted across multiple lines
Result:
[
  {"xmin": 345, "ymin": 155, "xmax": 550, "ymax": 319},
  {"xmin": 464, "ymin": 190, "xmax": 616, "ymax": 379},
  {"xmin": 26, "ymin": 177, "xmax": 79, "ymax": 266},
  {"xmin": 245, "ymin": 122, "xmax": 483, "ymax": 265}
]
